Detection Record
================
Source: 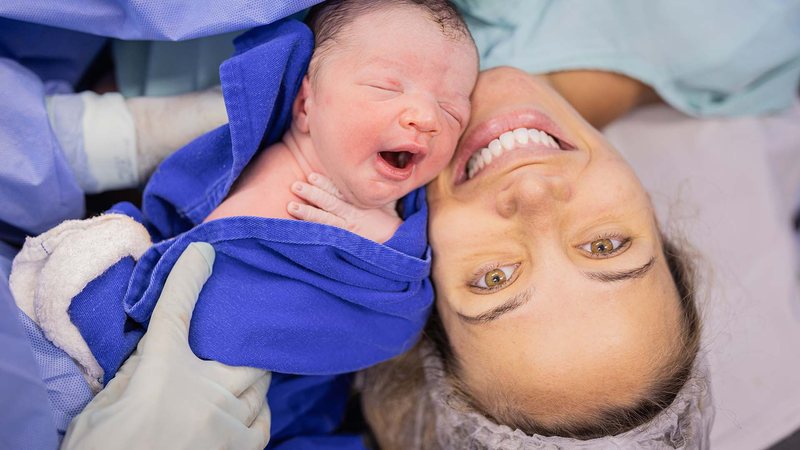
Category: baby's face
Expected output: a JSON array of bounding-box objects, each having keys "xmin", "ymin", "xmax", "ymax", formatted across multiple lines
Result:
[{"xmin": 298, "ymin": 6, "xmax": 478, "ymax": 208}]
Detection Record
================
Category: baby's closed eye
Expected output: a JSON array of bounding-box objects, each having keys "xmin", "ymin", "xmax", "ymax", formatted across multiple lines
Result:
[
  {"xmin": 363, "ymin": 79, "xmax": 403, "ymax": 95},
  {"xmin": 439, "ymin": 102, "xmax": 464, "ymax": 126}
]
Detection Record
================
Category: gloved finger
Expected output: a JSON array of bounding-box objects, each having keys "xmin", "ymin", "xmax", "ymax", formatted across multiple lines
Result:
[
  {"xmin": 77, "ymin": 382, "xmax": 122, "ymax": 415},
  {"xmin": 308, "ymin": 172, "xmax": 343, "ymax": 199},
  {"xmin": 287, "ymin": 202, "xmax": 347, "ymax": 228},
  {"xmin": 239, "ymin": 372, "xmax": 271, "ymax": 426},
  {"xmin": 231, "ymin": 403, "xmax": 272, "ymax": 450},
  {"xmin": 204, "ymin": 361, "xmax": 270, "ymax": 397},
  {"xmin": 179, "ymin": 374, "xmax": 267, "ymax": 437},
  {"xmin": 81, "ymin": 347, "xmax": 142, "ymax": 412},
  {"xmin": 89, "ymin": 349, "xmax": 140, "ymax": 402},
  {"xmin": 145, "ymin": 242, "xmax": 215, "ymax": 345},
  {"xmin": 291, "ymin": 181, "xmax": 348, "ymax": 216}
]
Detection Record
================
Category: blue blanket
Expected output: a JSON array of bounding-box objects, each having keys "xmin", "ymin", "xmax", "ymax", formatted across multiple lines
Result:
[{"xmin": 67, "ymin": 19, "xmax": 433, "ymax": 447}]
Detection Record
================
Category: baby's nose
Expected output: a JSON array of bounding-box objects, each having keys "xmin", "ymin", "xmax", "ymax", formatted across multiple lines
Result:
[{"xmin": 400, "ymin": 98, "xmax": 440, "ymax": 135}]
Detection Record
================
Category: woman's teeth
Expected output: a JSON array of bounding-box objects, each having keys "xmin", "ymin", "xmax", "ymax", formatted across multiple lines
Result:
[{"xmin": 466, "ymin": 128, "xmax": 560, "ymax": 179}]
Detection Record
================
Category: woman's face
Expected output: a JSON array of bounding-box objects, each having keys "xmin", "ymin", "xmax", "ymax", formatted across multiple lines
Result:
[{"xmin": 427, "ymin": 67, "xmax": 683, "ymax": 421}]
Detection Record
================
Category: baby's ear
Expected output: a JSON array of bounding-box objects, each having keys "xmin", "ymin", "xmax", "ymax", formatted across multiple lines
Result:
[{"xmin": 292, "ymin": 76, "xmax": 313, "ymax": 133}]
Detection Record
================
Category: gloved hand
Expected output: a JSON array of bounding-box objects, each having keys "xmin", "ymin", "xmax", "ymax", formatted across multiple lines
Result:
[
  {"xmin": 288, "ymin": 172, "xmax": 402, "ymax": 243},
  {"xmin": 61, "ymin": 242, "xmax": 271, "ymax": 450},
  {"xmin": 127, "ymin": 86, "xmax": 228, "ymax": 181},
  {"xmin": 46, "ymin": 87, "xmax": 227, "ymax": 192}
]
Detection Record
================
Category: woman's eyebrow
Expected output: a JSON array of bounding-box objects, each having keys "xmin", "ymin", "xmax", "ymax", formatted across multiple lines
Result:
[
  {"xmin": 457, "ymin": 288, "xmax": 533, "ymax": 325},
  {"xmin": 583, "ymin": 257, "xmax": 656, "ymax": 283}
]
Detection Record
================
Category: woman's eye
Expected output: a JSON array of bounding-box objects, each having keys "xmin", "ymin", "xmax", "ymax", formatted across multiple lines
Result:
[
  {"xmin": 580, "ymin": 237, "xmax": 628, "ymax": 258},
  {"xmin": 473, "ymin": 265, "xmax": 517, "ymax": 289}
]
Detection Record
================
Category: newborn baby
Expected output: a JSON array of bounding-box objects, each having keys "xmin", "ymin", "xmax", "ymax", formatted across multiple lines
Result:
[
  {"xmin": 9, "ymin": 0, "xmax": 477, "ymax": 442},
  {"xmin": 207, "ymin": 0, "xmax": 478, "ymax": 243}
]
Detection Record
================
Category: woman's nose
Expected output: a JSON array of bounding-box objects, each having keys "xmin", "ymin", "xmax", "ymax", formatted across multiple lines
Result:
[
  {"xmin": 495, "ymin": 173, "xmax": 572, "ymax": 219},
  {"xmin": 400, "ymin": 97, "xmax": 440, "ymax": 135}
]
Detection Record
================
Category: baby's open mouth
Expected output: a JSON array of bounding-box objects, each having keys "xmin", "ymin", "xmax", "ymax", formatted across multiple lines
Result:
[
  {"xmin": 379, "ymin": 151, "xmax": 412, "ymax": 169},
  {"xmin": 376, "ymin": 144, "xmax": 426, "ymax": 181}
]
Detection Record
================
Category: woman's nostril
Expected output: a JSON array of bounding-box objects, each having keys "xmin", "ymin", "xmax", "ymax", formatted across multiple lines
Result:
[
  {"xmin": 496, "ymin": 188, "xmax": 518, "ymax": 218},
  {"xmin": 499, "ymin": 173, "xmax": 571, "ymax": 214}
]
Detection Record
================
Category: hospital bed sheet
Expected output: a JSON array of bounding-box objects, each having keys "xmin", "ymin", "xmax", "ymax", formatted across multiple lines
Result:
[{"xmin": 605, "ymin": 101, "xmax": 800, "ymax": 450}]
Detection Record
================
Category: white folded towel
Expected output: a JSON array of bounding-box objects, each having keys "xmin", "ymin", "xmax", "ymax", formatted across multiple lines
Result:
[{"xmin": 9, "ymin": 214, "xmax": 151, "ymax": 392}]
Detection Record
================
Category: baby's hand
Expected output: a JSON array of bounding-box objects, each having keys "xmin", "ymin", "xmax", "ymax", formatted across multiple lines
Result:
[{"xmin": 287, "ymin": 173, "xmax": 402, "ymax": 243}]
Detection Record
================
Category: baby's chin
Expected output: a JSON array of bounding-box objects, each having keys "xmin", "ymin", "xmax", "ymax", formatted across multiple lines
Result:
[{"xmin": 346, "ymin": 179, "xmax": 411, "ymax": 209}]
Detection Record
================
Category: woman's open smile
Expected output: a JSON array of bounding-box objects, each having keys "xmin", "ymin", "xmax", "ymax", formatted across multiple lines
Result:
[{"xmin": 452, "ymin": 107, "xmax": 579, "ymax": 185}]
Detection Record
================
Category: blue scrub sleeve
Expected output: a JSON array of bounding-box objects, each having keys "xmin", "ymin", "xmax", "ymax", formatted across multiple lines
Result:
[
  {"xmin": 0, "ymin": 0, "xmax": 324, "ymax": 41},
  {"xmin": 0, "ymin": 243, "xmax": 59, "ymax": 450},
  {"xmin": 0, "ymin": 18, "xmax": 107, "ymax": 89},
  {"xmin": 0, "ymin": 58, "xmax": 84, "ymax": 245},
  {"xmin": 454, "ymin": 0, "xmax": 800, "ymax": 117}
]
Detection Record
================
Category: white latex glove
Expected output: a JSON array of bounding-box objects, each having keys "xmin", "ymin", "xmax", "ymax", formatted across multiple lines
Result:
[
  {"xmin": 287, "ymin": 173, "xmax": 402, "ymax": 243},
  {"xmin": 127, "ymin": 86, "xmax": 228, "ymax": 181},
  {"xmin": 61, "ymin": 242, "xmax": 271, "ymax": 450},
  {"xmin": 47, "ymin": 88, "xmax": 227, "ymax": 192}
]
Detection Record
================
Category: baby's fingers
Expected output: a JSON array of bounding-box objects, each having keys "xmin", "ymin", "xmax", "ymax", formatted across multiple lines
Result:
[
  {"xmin": 307, "ymin": 173, "xmax": 343, "ymax": 199},
  {"xmin": 288, "ymin": 202, "xmax": 346, "ymax": 228},
  {"xmin": 292, "ymin": 181, "xmax": 348, "ymax": 215}
]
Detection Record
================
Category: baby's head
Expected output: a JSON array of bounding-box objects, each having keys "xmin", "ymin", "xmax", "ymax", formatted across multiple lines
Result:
[{"xmin": 292, "ymin": 0, "xmax": 479, "ymax": 209}]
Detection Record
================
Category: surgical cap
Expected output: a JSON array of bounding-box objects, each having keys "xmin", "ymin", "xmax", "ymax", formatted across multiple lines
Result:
[{"xmin": 416, "ymin": 341, "xmax": 714, "ymax": 449}]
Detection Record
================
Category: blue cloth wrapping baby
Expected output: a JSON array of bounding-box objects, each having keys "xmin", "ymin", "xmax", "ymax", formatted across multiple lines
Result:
[{"xmin": 58, "ymin": 19, "xmax": 431, "ymax": 447}]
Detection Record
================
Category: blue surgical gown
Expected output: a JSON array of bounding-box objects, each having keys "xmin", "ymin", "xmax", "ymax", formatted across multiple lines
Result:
[
  {"xmin": 0, "ymin": 1, "xmax": 323, "ymax": 448},
  {"xmin": 0, "ymin": 242, "xmax": 60, "ymax": 450}
]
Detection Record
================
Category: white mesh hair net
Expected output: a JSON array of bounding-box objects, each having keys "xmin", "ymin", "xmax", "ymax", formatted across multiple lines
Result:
[{"xmin": 415, "ymin": 341, "xmax": 714, "ymax": 449}]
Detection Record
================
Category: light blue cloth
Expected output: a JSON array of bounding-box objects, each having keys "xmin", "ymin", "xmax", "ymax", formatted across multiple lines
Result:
[
  {"xmin": 110, "ymin": 10, "xmax": 312, "ymax": 97},
  {"xmin": 453, "ymin": 0, "xmax": 800, "ymax": 116},
  {"xmin": 112, "ymin": 33, "xmax": 241, "ymax": 97}
]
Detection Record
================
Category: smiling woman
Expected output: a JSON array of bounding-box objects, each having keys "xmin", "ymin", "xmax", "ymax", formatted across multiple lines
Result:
[{"xmin": 361, "ymin": 67, "xmax": 709, "ymax": 448}]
